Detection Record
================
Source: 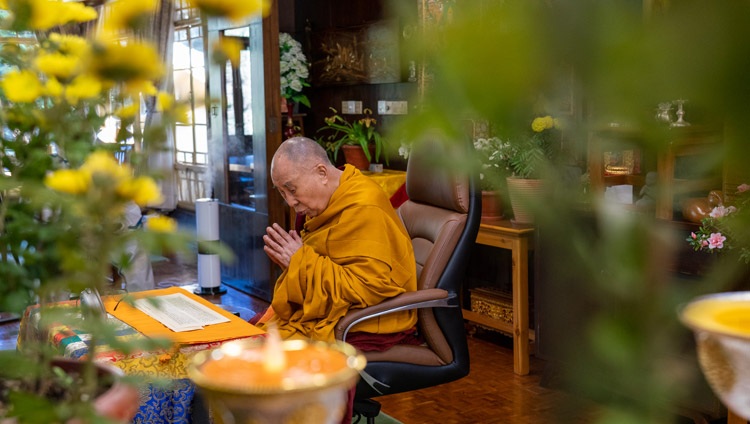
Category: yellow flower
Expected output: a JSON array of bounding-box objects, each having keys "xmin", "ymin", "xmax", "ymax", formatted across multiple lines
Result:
[
  {"xmin": 212, "ymin": 37, "xmax": 242, "ymax": 67},
  {"xmin": 91, "ymin": 41, "xmax": 164, "ymax": 84},
  {"xmin": 145, "ymin": 215, "xmax": 177, "ymax": 233},
  {"xmin": 81, "ymin": 150, "xmax": 131, "ymax": 182},
  {"xmin": 101, "ymin": 0, "xmax": 158, "ymax": 35},
  {"xmin": 115, "ymin": 103, "xmax": 140, "ymax": 119},
  {"xmin": 27, "ymin": 0, "xmax": 98, "ymax": 30},
  {"xmin": 44, "ymin": 77, "xmax": 63, "ymax": 98},
  {"xmin": 117, "ymin": 176, "xmax": 163, "ymax": 206},
  {"xmin": 531, "ymin": 115, "xmax": 555, "ymax": 132},
  {"xmin": 47, "ymin": 33, "xmax": 90, "ymax": 57},
  {"xmin": 64, "ymin": 74, "xmax": 102, "ymax": 104},
  {"xmin": 34, "ymin": 52, "xmax": 81, "ymax": 80},
  {"xmin": 156, "ymin": 91, "xmax": 174, "ymax": 112},
  {"xmin": 44, "ymin": 169, "xmax": 90, "ymax": 195},
  {"xmin": 122, "ymin": 79, "xmax": 158, "ymax": 97},
  {"xmin": 1, "ymin": 70, "xmax": 43, "ymax": 103},
  {"xmin": 186, "ymin": 0, "xmax": 271, "ymax": 22}
]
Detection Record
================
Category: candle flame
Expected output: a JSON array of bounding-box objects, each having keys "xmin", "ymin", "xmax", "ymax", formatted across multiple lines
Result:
[{"xmin": 262, "ymin": 323, "xmax": 286, "ymax": 374}]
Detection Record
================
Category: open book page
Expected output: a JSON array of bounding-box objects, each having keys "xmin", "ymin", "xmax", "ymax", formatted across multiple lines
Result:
[{"xmin": 134, "ymin": 293, "xmax": 230, "ymax": 332}]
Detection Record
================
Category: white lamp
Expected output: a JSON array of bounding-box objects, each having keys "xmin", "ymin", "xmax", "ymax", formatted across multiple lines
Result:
[{"xmin": 194, "ymin": 198, "xmax": 226, "ymax": 295}]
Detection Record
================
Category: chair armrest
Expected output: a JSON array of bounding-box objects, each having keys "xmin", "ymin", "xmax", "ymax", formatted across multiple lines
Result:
[{"xmin": 335, "ymin": 288, "xmax": 458, "ymax": 341}]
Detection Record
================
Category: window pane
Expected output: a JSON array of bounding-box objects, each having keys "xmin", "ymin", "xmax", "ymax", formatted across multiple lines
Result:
[
  {"xmin": 194, "ymin": 105, "xmax": 207, "ymax": 125},
  {"xmin": 195, "ymin": 125, "xmax": 208, "ymax": 154},
  {"xmin": 190, "ymin": 36, "xmax": 204, "ymax": 68},
  {"xmin": 175, "ymin": 125, "xmax": 194, "ymax": 152},
  {"xmin": 173, "ymin": 40, "xmax": 191, "ymax": 70}
]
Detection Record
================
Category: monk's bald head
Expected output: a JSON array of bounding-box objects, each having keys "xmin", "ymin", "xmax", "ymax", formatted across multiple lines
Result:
[
  {"xmin": 273, "ymin": 137, "xmax": 331, "ymax": 170},
  {"xmin": 271, "ymin": 137, "xmax": 342, "ymax": 218}
]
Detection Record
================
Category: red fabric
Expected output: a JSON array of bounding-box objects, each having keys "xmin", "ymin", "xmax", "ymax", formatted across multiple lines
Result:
[
  {"xmin": 346, "ymin": 327, "xmax": 422, "ymax": 352},
  {"xmin": 389, "ymin": 183, "xmax": 408, "ymax": 208},
  {"xmin": 342, "ymin": 386, "xmax": 355, "ymax": 424}
]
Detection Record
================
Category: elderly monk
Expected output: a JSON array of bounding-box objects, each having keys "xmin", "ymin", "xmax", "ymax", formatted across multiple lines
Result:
[{"xmin": 259, "ymin": 136, "xmax": 417, "ymax": 342}]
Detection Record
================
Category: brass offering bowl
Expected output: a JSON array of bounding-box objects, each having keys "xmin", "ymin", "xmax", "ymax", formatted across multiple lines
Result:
[
  {"xmin": 187, "ymin": 338, "xmax": 366, "ymax": 424},
  {"xmin": 680, "ymin": 291, "xmax": 750, "ymax": 420}
]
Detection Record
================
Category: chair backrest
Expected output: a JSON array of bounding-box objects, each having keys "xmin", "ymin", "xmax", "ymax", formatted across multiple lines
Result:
[
  {"xmin": 356, "ymin": 133, "xmax": 481, "ymax": 398},
  {"xmin": 397, "ymin": 137, "xmax": 475, "ymax": 364}
]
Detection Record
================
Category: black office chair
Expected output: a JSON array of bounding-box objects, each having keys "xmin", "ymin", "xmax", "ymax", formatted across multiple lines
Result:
[{"xmin": 334, "ymin": 133, "xmax": 481, "ymax": 422}]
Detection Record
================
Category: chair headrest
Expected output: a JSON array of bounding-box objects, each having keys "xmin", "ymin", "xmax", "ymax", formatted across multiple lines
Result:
[{"xmin": 405, "ymin": 137, "xmax": 470, "ymax": 214}]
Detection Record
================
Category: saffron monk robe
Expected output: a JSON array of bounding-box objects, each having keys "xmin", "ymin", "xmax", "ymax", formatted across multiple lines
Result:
[{"xmin": 257, "ymin": 136, "xmax": 419, "ymax": 345}]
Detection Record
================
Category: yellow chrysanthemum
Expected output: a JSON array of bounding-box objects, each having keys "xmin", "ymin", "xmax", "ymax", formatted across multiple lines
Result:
[
  {"xmin": 117, "ymin": 176, "xmax": 163, "ymax": 206},
  {"xmin": 144, "ymin": 215, "xmax": 177, "ymax": 233},
  {"xmin": 91, "ymin": 41, "xmax": 164, "ymax": 84},
  {"xmin": 531, "ymin": 116, "xmax": 555, "ymax": 133},
  {"xmin": 101, "ymin": 0, "xmax": 158, "ymax": 35},
  {"xmin": 115, "ymin": 103, "xmax": 140, "ymax": 119},
  {"xmin": 28, "ymin": 0, "xmax": 98, "ymax": 30},
  {"xmin": 44, "ymin": 169, "xmax": 90, "ymax": 195},
  {"xmin": 34, "ymin": 52, "xmax": 81, "ymax": 80},
  {"xmin": 80, "ymin": 150, "xmax": 131, "ymax": 182},
  {"xmin": 45, "ymin": 77, "xmax": 63, "ymax": 98},
  {"xmin": 47, "ymin": 33, "xmax": 90, "ymax": 57},
  {"xmin": 64, "ymin": 74, "xmax": 102, "ymax": 104},
  {"xmin": 156, "ymin": 91, "xmax": 174, "ymax": 112},
  {"xmin": 187, "ymin": 0, "xmax": 271, "ymax": 22},
  {"xmin": 122, "ymin": 79, "xmax": 158, "ymax": 97},
  {"xmin": 1, "ymin": 70, "xmax": 43, "ymax": 103},
  {"xmin": 212, "ymin": 37, "xmax": 242, "ymax": 68}
]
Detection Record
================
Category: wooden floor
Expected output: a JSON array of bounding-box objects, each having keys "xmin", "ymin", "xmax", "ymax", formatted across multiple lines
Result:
[{"xmin": 0, "ymin": 254, "xmax": 717, "ymax": 424}]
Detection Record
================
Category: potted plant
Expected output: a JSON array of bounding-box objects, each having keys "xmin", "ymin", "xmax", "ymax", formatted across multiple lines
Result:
[
  {"xmin": 473, "ymin": 136, "xmax": 512, "ymax": 222},
  {"xmin": 687, "ymin": 183, "xmax": 750, "ymax": 265},
  {"xmin": 279, "ymin": 32, "xmax": 310, "ymax": 139},
  {"xmin": 0, "ymin": 1, "xmax": 201, "ymax": 421},
  {"xmin": 501, "ymin": 115, "xmax": 562, "ymax": 225},
  {"xmin": 316, "ymin": 107, "xmax": 388, "ymax": 170}
]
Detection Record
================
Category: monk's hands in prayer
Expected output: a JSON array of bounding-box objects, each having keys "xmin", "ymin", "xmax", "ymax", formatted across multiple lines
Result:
[{"xmin": 263, "ymin": 223, "xmax": 302, "ymax": 268}]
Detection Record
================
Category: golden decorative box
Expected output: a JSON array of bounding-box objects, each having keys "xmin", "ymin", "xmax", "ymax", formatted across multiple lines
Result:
[{"xmin": 469, "ymin": 287, "xmax": 514, "ymax": 325}]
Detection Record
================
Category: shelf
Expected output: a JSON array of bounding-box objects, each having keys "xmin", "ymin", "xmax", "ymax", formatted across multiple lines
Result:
[{"xmin": 589, "ymin": 125, "xmax": 723, "ymax": 221}]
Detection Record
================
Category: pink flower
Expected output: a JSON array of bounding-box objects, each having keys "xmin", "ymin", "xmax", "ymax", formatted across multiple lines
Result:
[
  {"xmin": 738, "ymin": 183, "xmax": 750, "ymax": 193},
  {"xmin": 690, "ymin": 232, "xmax": 698, "ymax": 239},
  {"xmin": 707, "ymin": 232, "xmax": 726, "ymax": 250},
  {"xmin": 710, "ymin": 205, "xmax": 736, "ymax": 218}
]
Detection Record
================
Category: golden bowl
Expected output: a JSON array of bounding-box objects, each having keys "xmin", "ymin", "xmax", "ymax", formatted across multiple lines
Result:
[
  {"xmin": 187, "ymin": 338, "xmax": 366, "ymax": 424},
  {"xmin": 679, "ymin": 291, "xmax": 750, "ymax": 420}
]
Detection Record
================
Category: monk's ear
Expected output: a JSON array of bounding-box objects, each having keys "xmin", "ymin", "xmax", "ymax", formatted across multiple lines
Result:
[{"xmin": 313, "ymin": 163, "xmax": 329, "ymax": 182}]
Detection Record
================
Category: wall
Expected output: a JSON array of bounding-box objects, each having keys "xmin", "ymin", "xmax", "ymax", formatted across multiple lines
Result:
[{"xmin": 280, "ymin": 0, "xmax": 418, "ymax": 169}]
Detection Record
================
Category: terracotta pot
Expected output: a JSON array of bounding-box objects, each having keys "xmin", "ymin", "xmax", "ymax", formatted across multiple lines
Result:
[
  {"xmin": 481, "ymin": 190, "xmax": 504, "ymax": 223},
  {"xmin": 506, "ymin": 177, "xmax": 545, "ymax": 225},
  {"xmin": 341, "ymin": 145, "xmax": 374, "ymax": 171}
]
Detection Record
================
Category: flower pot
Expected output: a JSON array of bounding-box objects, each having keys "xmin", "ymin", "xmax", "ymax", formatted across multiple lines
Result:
[
  {"xmin": 481, "ymin": 190, "xmax": 504, "ymax": 223},
  {"xmin": 0, "ymin": 357, "xmax": 139, "ymax": 423},
  {"xmin": 341, "ymin": 145, "xmax": 374, "ymax": 171},
  {"xmin": 506, "ymin": 177, "xmax": 545, "ymax": 226}
]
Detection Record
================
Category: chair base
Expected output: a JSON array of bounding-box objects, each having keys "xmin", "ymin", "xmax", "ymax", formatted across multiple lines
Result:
[{"xmin": 353, "ymin": 398, "xmax": 381, "ymax": 424}]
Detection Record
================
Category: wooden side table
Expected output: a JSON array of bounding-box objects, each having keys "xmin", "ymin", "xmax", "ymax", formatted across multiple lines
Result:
[{"xmin": 463, "ymin": 221, "xmax": 534, "ymax": 375}]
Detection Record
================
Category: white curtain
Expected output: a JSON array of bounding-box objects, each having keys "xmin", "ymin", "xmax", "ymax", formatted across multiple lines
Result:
[{"xmin": 142, "ymin": 0, "xmax": 177, "ymax": 211}]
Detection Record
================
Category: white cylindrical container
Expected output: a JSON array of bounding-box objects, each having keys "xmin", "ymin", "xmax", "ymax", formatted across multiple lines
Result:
[{"xmin": 195, "ymin": 198, "xmax": 226, "ymax": 295}]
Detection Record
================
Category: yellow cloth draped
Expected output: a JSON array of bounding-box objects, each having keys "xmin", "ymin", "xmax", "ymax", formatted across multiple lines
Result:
[
  {"xmin": 263, "ymin": 165, "xmax": 417, "ymax": 341},
  {"xmin": 105, "ymin": 286, "xmax": 264, "ymax": 345},
  {"xmin": 362, "ymin": 169, "xmax": 406, "ymax": 198}
]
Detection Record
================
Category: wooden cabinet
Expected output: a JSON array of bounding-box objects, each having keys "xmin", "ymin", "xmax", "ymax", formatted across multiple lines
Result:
[{"xmin": 588, "ymin": 125, "xmax": 723, "ymax": 221}]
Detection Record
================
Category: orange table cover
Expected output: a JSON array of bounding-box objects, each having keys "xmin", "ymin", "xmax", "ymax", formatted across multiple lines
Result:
[{"xmin": 104, "ymin": 286, "xmax": 264, "ymax": 345}]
